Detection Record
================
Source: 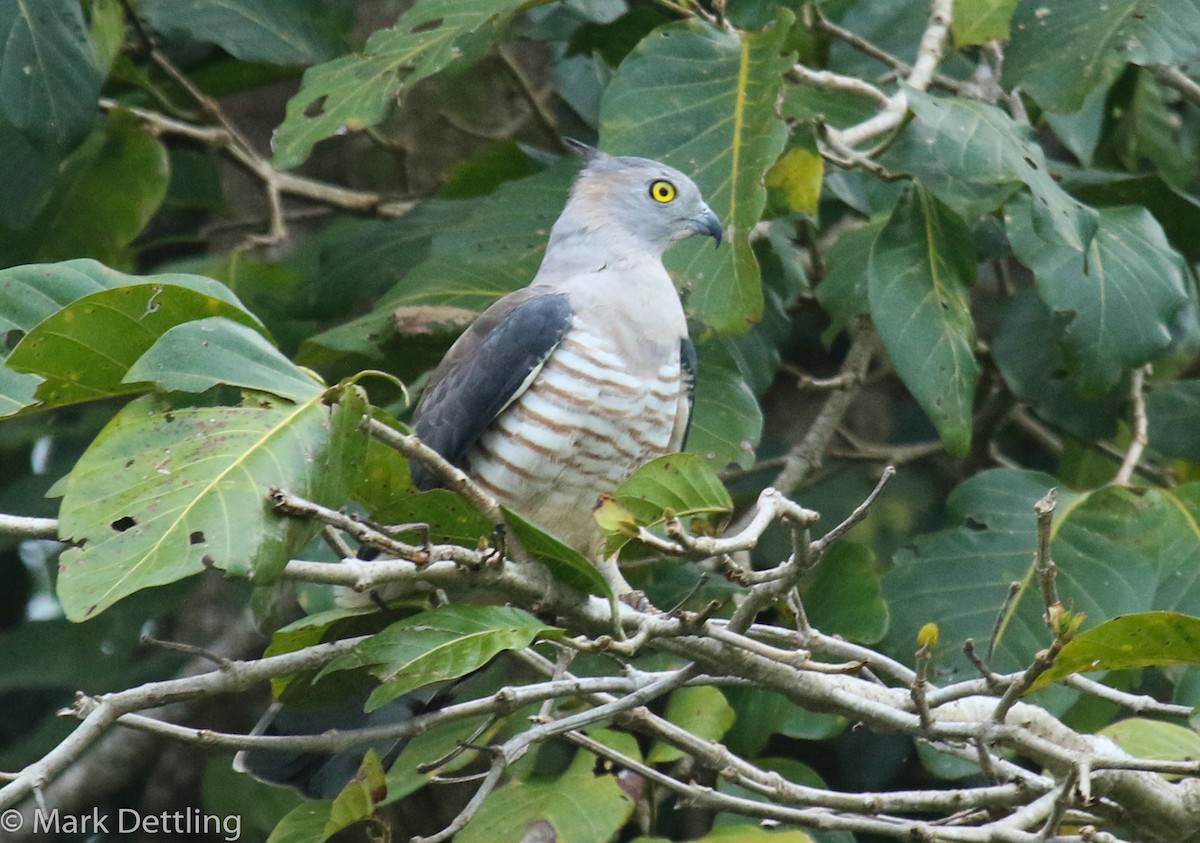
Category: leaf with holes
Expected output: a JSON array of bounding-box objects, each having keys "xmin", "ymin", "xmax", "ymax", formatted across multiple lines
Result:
[
  {"xmin": 125, "ymin": 317, "xmax": 323, "ymax": 403},
  {"xmin": 869, "ymin": 184, "xmax": 978, "ymax": 457},
  {"xmin": 883, "ymin": 90, "xmax": 1099, "ymax": 252},
  {"xmin": 884, "ymin": 474, "xmax": 1200, "ymax": 693},
  {"xmin": 272, "ymin": 0, "xmax": 535, "ymax": 169},
  {"xmin": 600, "ymin": 10, "xmax": 794, "ymax": 335},
  {"xmin": 320, "ymin": 604, "xmax": 562, "ymax": 711},
  {"xmin": 1004, "ymin": 0, "xmax": 1200, "ymax": 114},
  {"xmin": 6, "ymin": 283, "xmax": 265, "ymax": 412},
  {"xmin": 53, "ymin": 386, "xmax": 368, "ymax": 620}
]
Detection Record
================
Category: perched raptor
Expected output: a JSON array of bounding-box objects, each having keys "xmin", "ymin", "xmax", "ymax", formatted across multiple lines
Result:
[
  {"xmin": 411, "ymin": 142, "xmax": 722, "ymax": 566},
  {"xmin": 236, "ymin": 146, "xmax": 720, "ymax": 797}
]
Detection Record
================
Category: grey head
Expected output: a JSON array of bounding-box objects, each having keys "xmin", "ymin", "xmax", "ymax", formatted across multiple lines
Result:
[{"xmin": 551, "ymin": 139, "xmax": 722, "ymax": 258}]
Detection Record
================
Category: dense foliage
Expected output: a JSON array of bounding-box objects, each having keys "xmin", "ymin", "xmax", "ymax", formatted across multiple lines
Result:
[{"xmin": 3, "ymin": 0, "xmax": 1200, "ymax": 841}]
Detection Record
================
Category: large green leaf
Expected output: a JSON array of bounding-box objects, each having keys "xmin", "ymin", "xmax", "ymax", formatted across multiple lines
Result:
[
  {"xmin": 6, "ymin": 282, "xmax": 264, "ymax": 412},
  {"xmin": 991, "ymin": 289, "xmax": 1122, "ymax": 440},
  {"xmin": 124, "ymin": 317, "xmax": 323, "ymax": 402},
  {"xmin": 301, "ymin": 162, "xmax": 575, "ymax": 366},
  {"xmin": 647, "ymin": 685, "xmax": 735, "ymax": 763},
  {"xmin": 53, "ymin": 387, "xmax": 368, "ymax": 620},
  {"xmin": 1100, "ymin": 718, "xmax": 1200, "ymax": 767},
  {"xmin": 0, "ymin": 111, "xmax": 170, "ymax": 266},
  {"xmin": 1007, "ymin": 203, "xmax": 1190, "ymax": 393},
  {"xmin": 1031, "ymin": 612, "xmax": 1200, "ymax": 691},
  {"xmin": 320, "ymin": 604, "xmax": 561, "ymax": 711},
  {"xmin": 1146, "ymin": 380, "xmax": 1200, "ymax": 461},
  {"xmin": 272, "ymin": 0, "xmax": 534, "ymax": 169},
  {"xmin": 0, "ymin": 259, "xmax": 248, "ymax": 340},
  {"xmin": 803, "ymin": 542, "xmax": 889, "ymax": 645},
  {"xmin": 601, "ymin": 452, "xmax": 733, "ymax": 555},
  {"xmin": 868, "ymin": 185, "xmax": 978, "ymax": 457},
  {"xmin": 0, "ymin": 0, "xmax": 100, "ymax": 148},
  {"xmin": 503, "ymin": 507, "xmax": 615, "ymax": 600},
  {"xmin": 885, "ymin": 473, "xmax": 1200, "ymax": 684},
  {"xmin": 600, "ymin": 11, "xmax": 794, "ymax": 335},
  {"xmin": 0, "ymin": 116, "xmax": 60, "ymax": 229},
  {"xmin": 688, "ymin": 342, "xmax": 763, "ymax": 470},
  {"xmin": 883, "ymin": 90, "xmax": 1098, "ymax": 251},
  {"xmin": 1004, "ymin": 0, "xmax": 1200, "ymax": 114},
  {"xmin": 815, "ymin": 218, "xmax": 883, "ymax": 340},
  {"xmin": 140, "ymin": 0, "xmax": 348, "ymax": 65},
  {"xmin": 458, "ymin": 749, "xmax": 634, "ymax": 843},
  {"xmin": 883, "ymin": 469, "xmax": 1071, "ymax": 680}
]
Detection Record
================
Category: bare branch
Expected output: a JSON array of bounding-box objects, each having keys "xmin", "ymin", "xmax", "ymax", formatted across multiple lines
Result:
[
  {"xmin": 1112, "ymin": 364, "xmax": 1151, "ymax": 487},
  {"xmin": 0, "ymin": 513, "xmax": 58, "ymax": 539}
]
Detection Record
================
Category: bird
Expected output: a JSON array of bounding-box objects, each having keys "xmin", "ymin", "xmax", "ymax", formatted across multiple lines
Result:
[
  {"xmin": 410, "ymin": 140, "xmax": 722, "ymax": 590},
  {"xmin": 235, "ymin": 143, "xmax": 721, "ymax": 797}
]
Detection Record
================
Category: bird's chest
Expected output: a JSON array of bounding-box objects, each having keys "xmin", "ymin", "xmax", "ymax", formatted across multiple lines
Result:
[{"xmin": 468, "ymin": 319, "xmax": 684, "ymax": 547}]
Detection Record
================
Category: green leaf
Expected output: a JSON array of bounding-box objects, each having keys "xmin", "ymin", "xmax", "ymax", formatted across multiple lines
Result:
[
  {"xmin": 1146, "ymin": 380, "xmax": 1200, "ymax": 461},
  {"xmin": 0, "ymin": 116, "xmax": 60, "ymax": 229},
  {"xmin": 457, "ymin": 749, "xmax": 634, "ymax": 843},
  {"xmin": 804, "ymin": 543, "xmax": 889, "ymax": 645},
  {"xmin": 384, "ymin": 715, "xmax": 493, "ymax": 804},
  {"xmin": 503, "ymin": 506, "xmax": 615, "ymax": 600},
  {"xmin": 325, "ymin": 749, "xmax": 386, "ymax": 836},
  {"xmin": 883, "ymin": 469, "xmax": 1070, "ymax": 679},
  {"xmin": 0, "ymin": 0, "xmax": 101, "ymax": 148},
  {"xmin": 124, "ymin": 317, "xmax": 323, "ymax": 402},
  {"xmin": 321, "ymin": 605, "xmax": 561, "ymax": 711},
  {"xmin": 1100, "ymin": 718, "xmax": 1200, "ymax": 767},
  {"xmin": 883, "ymin": 90, "xmax": 1099, "ymax": 251},
  {"xmin": 991, "ymin": 289, "xmax": 1121, "ymax": 441},
  {"xmin": 765, "ymin": 146, "xmax": 824, "ymax": 216},
  {"xmin": 1004, "ymin": 0, "xmax": 1200, "ymax": 114},
  {"xmin": 603, "ymin": 453, "xmax": 733, "ymax": 554},
  {"xmin": 0, "ymin": 365, "xmax": 41, "ymax": 417},
  {"xmin": 0, "ymin": 110, "xmax": 170, "ymax": 265},
  {"xmin": 868, "ymin": 184, "xmax": 979, "ymax": 456},
  {"xmin": 600, "ymin": 11, "xmax": 794, "ymax": 335},
  {"xmin": 647, "ymin": 685, "xmax": 735, "ymax": 763},
  {"xmin": 687, "ymin": 343, "xmax": 763, "ymax": 470},
  {"xmin": 1111, "ymin": 70, "xmax": 1199, "ymax": 191},
  {"xmin": 266, "ymin": 801, "xmax": 335, "ymax": 843},
  {"xmin": 273, "ymin": 0, "xmax": 532, "ymax": 169},
  {"xmin": 721, "ymin": 686, "xmax": 844, "ymax": 758},
  {"xmin": 140, "ymin": 0, "xmax": 349, "ymax": 65},
  {"xmin": 1063, "ymin": 171, "xmax": 1200, "ymax": 261},
  {"xmin": 816, "ymin": 218, "xmax": 883, "ymax": 341},
  {"xmin": 1007, "ymin": 203, "xmax": 1190, "ymax": 392},
  {"xmin": 952, "ymin": 0, "xmax": 1019, "ymax": 45},
  {"xmin": 1031, "ymin": 612, "xmax": 1200, "ymax": 691},
  {"xmin": 885, "ymin": 476, "xmax": 1200, "ymax": 686},
  {"xmin": 54, "ymin": 387, "xmax": 368, "ymax": 620},
  {"xmin": 6, "ymin": 282, "xmax": 264, "ymax": 412}
]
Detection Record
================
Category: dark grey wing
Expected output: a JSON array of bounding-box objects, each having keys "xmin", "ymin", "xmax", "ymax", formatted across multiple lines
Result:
[
  {"xmin": 678, "ymin": 336, "xmax": 697, "ymax": 450},
  {"xmin": 411, "ymin": 289, "xmax": 573, "ymax": 490}
]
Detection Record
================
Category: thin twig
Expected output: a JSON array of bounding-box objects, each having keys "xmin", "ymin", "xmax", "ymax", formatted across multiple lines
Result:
[{"xmin": 1112, "ymin": 365, "xmax": 1151, "ymax": 487}]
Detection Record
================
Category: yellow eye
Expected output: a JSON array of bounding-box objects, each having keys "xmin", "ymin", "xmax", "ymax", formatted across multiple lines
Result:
[{"xmin": 649, "ymin": 180, "xmax": 677, "ymax": 203}]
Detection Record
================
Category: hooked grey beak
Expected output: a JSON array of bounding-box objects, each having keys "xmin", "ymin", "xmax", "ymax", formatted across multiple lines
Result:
[{"xmin": 693, "ymin": 203, "xmax": 723, "ymax": 247}]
